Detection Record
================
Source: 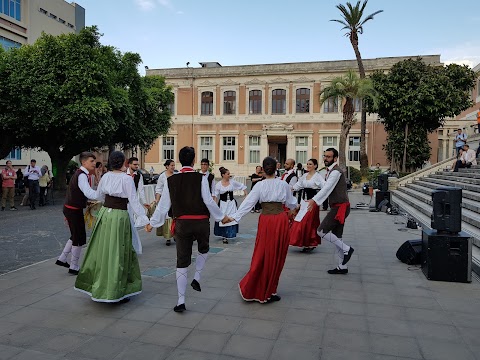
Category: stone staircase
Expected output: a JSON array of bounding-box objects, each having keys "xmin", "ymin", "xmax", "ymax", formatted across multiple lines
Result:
[{"xmin": 391, "ymin": 153, "xmax": 480, "ymax": 275}]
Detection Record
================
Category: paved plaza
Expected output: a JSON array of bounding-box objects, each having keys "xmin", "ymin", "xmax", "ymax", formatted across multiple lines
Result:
[{"xmin": 1, "ymin": 192, "xmax": 480, "ymax": 360}]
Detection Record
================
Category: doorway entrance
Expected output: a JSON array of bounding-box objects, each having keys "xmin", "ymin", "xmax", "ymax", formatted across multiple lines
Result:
[{"xmin": 268, "ymin": 135, "xmax": 287, "ymax": 166}]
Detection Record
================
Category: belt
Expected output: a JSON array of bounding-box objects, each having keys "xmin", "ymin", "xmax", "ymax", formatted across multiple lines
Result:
[
  {"xmin": 171, "ymin": 215, "xmax": 209, "ymax": 235},
  {"xmin": 261, "ymin": 202, "xmax": 283, "ymax": 215}
]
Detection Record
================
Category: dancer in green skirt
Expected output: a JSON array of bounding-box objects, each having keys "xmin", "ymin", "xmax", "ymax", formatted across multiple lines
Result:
[{"xmin": 74, "ymin": 151, "xmax": 150, "ymax": 303}]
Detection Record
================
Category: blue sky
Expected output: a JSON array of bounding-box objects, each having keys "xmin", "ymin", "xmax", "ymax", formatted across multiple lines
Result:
[{"xmin": 74, "ymin": 0, "xmax": 480, "ymax": 73}]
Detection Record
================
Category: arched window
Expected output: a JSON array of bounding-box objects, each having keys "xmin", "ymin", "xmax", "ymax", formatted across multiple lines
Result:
[
  {"xmin": 296, "ymin": 88, "xmax": 310, "ymax": 113},
  {"xmin": 249, "ymin": 90, "xmax": 262, "ymax": 114},
  {"xmin": 272, "ymin": 89, "xmax": 286, "ymax": 114},
  {"xmin": 201, "ymin": 91, "xmax": 213, "ymax": 115},
  {"xmin": 223, "ymin": 91, "xmax": 236, "ymax": 115},
  {"xmin": 323, "ymin": 97, "xmax": 338, "ymax": 113}
]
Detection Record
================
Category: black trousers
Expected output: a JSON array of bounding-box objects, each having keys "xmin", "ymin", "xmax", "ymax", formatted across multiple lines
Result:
[
  {"xmin": 175, "ymin": 219, "xmax": 210, "ymax": 268},
  {"xmin": 29, "ymin": 180, "xmax": 40, "ymax": 206}
]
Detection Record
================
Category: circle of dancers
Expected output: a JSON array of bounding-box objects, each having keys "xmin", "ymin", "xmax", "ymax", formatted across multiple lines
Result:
[{"xmin": 55, "ymin": 146, "xmax": 354, "ymax": 311}]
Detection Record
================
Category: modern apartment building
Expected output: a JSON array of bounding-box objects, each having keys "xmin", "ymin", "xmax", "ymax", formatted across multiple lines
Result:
[
  {"xmin": 1, "ymin": 0, "xmax": 85, "ymax": 168},
  {"xmin": 144, "ymin": 55, "xmax": 451, "ymax": 176}
]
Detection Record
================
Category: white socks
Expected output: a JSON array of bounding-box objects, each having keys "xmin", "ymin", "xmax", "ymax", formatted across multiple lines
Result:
[
  {"xmin": 194, "ymin": 253, "xmax": 208, "ymax": 282},
  {"xmin": 318, "ymin": 230, "xmax": 350, "ymax": 269},
  {"xmin": 58, "ymin": 239, "xmax": 73, "ymax": 263},
  {"xmin": 176, "ymin": 268, "xmax": 188, "ymax": 306},
  {"xmin": 70, "ymin": 246, "xmax": 82, "ymax": 271}
]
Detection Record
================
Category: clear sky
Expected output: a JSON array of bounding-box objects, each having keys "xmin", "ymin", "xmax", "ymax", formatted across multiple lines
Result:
[{"xmin": 74, "ymin": 0, "xmax": 480, "ymax": 73}]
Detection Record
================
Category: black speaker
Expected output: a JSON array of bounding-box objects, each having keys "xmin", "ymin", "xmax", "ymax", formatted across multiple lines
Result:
[
  {"xmin": 377, "ymin": 174, "xmax": 389, "ymax": 191},
  {"xmin": 431, "ymin": 187, "xmax": 462, "ymax": 233},
  {"xmin": 375, "ymin": 191, "xmax": 391, "ymax": 209},
  {"xmin": 396, "ymin": 239, "xmax": 422, "ymax": 265},
  {"xmin": 421, "ymin": 228, "xmax": 471, "ymax": 283}
]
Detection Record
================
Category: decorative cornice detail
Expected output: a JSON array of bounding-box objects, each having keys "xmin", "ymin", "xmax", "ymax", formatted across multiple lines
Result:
[
  {"xmin": 293, "ymin": 76, "xmax": 315, "ymax": 83},
  {"xmin": 262, "ymin": 122, "xmax": 294, "ymax": 132},
  {"xmin": 245, "ymin": 78, "xmax": 266, "ymax": 85},
  {"xmin": 197, "ymin": 80, "xmax": 216, "ymax": 86},
  {"xmin": 269, "ymin": 77, "xmax": 290, "ymax": 84}
]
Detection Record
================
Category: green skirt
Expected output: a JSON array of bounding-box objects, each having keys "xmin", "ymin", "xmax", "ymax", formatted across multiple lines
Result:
[
  {"xmin": 156, "ymin": 217, "xmax": 173, "ymax": 239},
  {"xmin": 74, "ymin": 207, "xmax": 142, "ymax": 302}
]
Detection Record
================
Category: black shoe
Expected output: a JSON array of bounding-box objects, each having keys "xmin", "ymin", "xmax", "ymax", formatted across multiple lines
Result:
[
  {"xmin": 68, "ymin": 269, "xmax": 79, "ymax": 275},
  {"xmin": 174, "ymin": 303, "xmax": 186, "ymax": 312},
  {"xmin": 222, "ymin": 238, "xmax": 228, "ymax": 244},
  {"xmin": 191, "ymin": 279, "xmax": 201, "ymax": 292},
  {"xmin": 328, "ymin": 268, "xmax": 348, "ymax": 275},
  {"xmin": 1, "ymin": 207, "xmax": 4, "ymax": 211},
  {"xmin": 267, "ymin": 295, "xmax": 281, "ymax": 303},
  {"xmin": 342, "ymin": 247, "xmax": 354, "ymax": 266},
  {"xmin": 166, "ymin": 239, "xmax": 171, "ymax": 246},
  {"xmin": 55, "ymin": 260, "xmax": 70, "ymax": 268},
  {"xmin": 118, "ymin": 298, "xmax": 130, "ymax": 304}
]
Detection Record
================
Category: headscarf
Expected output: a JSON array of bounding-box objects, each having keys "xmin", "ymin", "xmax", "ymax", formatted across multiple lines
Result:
[{"xmin": 41, "ymin": 165, "xmax": 48, "ymax": 176}]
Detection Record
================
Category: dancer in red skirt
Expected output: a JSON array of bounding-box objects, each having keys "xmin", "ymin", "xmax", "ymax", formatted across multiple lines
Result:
[
  {"xmin": 226, "ymin": 156, "xmax": 298, "ymax": 303},
  {"xmin": 290, "ymin": 158, "xmax": 323, "ymax": 252}
]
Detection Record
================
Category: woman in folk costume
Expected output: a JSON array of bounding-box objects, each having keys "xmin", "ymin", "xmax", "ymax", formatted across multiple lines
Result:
[
  {"xmin": 213, "ymin": 167, "xmax": 247, "ymax": 244},
  {"xmin": 227, "ymin": 156, "xmax": 298, "ymax": 303},
  {"xmin": 290, "ymin": 158, "xmax": 323, "ymax": 252},
  {"xmin": 74, "ymin": 151, "xmax": 150, "ymax": 303},
  {"xmin": 154, "ymin": 160, "xmax": 176, "ymax": 246}
]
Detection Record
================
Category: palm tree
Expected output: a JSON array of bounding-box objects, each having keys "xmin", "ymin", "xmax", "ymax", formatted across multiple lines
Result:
[
  {"xmin": 320, "ymin": 69, "xmax": 378, "ymax": 171},
  {"xmin": 331, "ymin": 0, "xmax": 383, "ymax": 174}
]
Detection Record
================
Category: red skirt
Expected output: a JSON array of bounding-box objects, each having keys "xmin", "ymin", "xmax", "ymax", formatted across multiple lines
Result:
[
  {"xmin": 239, "ymin": 212, "xmax": 290, "ymax": 303},
  {"xmin": 289, "ymin": 203, "xmax": 321, "ymax": 248}
]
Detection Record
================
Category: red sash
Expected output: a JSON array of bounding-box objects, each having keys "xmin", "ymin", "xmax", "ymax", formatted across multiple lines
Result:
[
  {"xmin": 64, "ymin": 204, "xmax": 81, "ymax": 210},
  {"xmin": 331, "ymin": 202, "xmax": 350, "ymax": 224},
  {"xmin": 170, "ymin": 214, "xmax": 209, "ymax": 235}
]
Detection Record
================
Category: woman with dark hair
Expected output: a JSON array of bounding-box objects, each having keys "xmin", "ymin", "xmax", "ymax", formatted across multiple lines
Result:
[
  {"xmin": 250, "ymin": 165, "xmax": 264, "ymax": 213},
  {"xmin": 290, "ymin": 158, "xmax": 323, "ymax": 252},
  {"xmin": 74, "ymin": 151, "xmax": 149, "ymax": 303},
  {"xmin": 226, "ymin": 156, "xmax": 298, "ymax": 303},
  {"xmin": 214, "ymin": 166, "xmax": 247, "ymax": 244},
  {"xmin": 154, "ymin": 159, "xmax": 176, "ymax": 245}
]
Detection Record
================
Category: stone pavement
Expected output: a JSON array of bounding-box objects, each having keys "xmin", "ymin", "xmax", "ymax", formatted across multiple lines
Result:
[{"xmin": 1, "ymin": 191, "xmax": 480, "ymax": 360}]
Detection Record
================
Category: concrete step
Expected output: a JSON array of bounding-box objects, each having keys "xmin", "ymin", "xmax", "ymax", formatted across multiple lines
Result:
[
  {"xmin": 458, "ymin": 168, "xmax": 480, "ymax": 173},
  {"xmin": 422, "ymin": 177, "xmax": 480, "ymax": 193},
  {"xmin": 397, "ymin": 186, "xmax": 480, "ymax": 217},
  {"xmin": 391, "ymin": 192, "xmax": 480, "ymax": 275},
  {"xmin": 431, "ymin": 174, "xmax": 480, "ymax": 186},
  {"xmin": 412, "ymin": 180, "xmax": 480, "ymax": 202},
  {"xmin": 437, "ymin": 171, "xmax": 480, "ymax": 180}
]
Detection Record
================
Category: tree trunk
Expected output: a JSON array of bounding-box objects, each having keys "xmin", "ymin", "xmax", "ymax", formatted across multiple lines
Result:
[
  {"xmin": 48, "ymin": 150, "xmax": 73, "ymax": 191},
  {"xmin": 339, "ymin": 98, "xmax": 355, "ymax": 172},
  {"xmin": 0, "ymin": 134, "xmax": 14, "ymax": 160},
  {"xmin": 402, "ymin": 124, "xmax": 409, "ymax": 173},
  {"xmin": 350, "ymin": 37, "xmax": 369, "ymax": 174}
]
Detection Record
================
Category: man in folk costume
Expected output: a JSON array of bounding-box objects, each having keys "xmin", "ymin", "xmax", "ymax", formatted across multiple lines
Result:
[
  {"xmin": 126, "ymin": 157, "xmax": 149, "ymax": 253},
  {"xmin": 146, "ymin": 147, "xmax": 228, "ymax": 312},
  {"xmin": 307, "ymin": 148, "xmax": 354, "ymax": 274},
  {"xmin": 199, "ymin": 158, "xmax": 216, "ymax": 201},
  {"xmin": 56, "ymin": 152, "xmax": 98, "ymax": 275},
  {"xmin": 281, "ymin": 158, "xmax": 298, "ymax": 190}
]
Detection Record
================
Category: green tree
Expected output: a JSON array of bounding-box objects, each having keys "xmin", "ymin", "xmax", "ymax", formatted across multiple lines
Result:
[
  {"xmin": 320, "ymin": 69, "xmax": 377, "ymax": 170},
  {"xmin": 0, "ymin": 26, "xmax": 173, "ymax": 188},
  {"xmin": 331, "ymin": 0, "xmax": 383, "ymax": 174},
  {"xmin": 368, "ymin": 58, "xmax": 476, "ymax": 172}
]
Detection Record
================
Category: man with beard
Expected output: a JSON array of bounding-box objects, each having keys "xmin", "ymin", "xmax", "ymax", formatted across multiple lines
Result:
[
  {"xmin": 306, "ymin": 148, "xmax": 354, "ymax": 274},
  {"xmin": 281, "ymin": 158, "xmax": 298, "ymax": 190}
]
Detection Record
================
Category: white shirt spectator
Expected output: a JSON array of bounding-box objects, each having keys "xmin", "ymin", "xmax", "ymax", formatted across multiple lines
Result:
[{"xmin": 24, "ymin": 165, "xmax": 43, "ymax": 181}]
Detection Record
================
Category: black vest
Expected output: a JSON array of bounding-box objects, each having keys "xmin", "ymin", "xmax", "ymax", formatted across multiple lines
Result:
[
  {"xmin": 285, "ymin": 172, "xmax": 297, "ymax": 184},
  {"xmin": 133, "ymin": 172, "xmax": 141, "ymax": 190},
  {"xmin": 207, "ymin": 173, "xmax": 214, "ymax": 194},
  {"xmin": 167, "ymin": 172, "xmax": 209, "ymax": 218},
  {"xmin": 65, "ymin": 169, "xmax": 88, "ymax": 209}
]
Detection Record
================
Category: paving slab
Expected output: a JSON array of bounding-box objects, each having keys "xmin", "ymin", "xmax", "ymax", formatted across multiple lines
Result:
[{"xmin": 0, "ymin": 191, "xmax": 479, "ymax": 359}]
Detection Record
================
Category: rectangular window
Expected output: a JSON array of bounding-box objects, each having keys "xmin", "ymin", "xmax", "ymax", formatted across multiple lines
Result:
[
  {"xmin": 5, "ymin": 147, "xmax": 21, "ymax": 160},
  {"xmin": 2, "ymin": 0, "xmax": 21, "ymax": 21},
  {"xmin": 223, "ymin": 91, "xmax": 236, "ymax": 115},
  {"xmin": 0, "ymin": 35, "xmax": 21, "ymax": 50},
  {"xmin": 295, "ymin": 136, "xmax": 308, "ymax": 164},
  {"xmin": 353, "ymin": 98, "xmax": 362, "ymax": 112},
  {"xmin": 249, "ymin": 90, "xmax": 262, "ymax": 114},
  {"xmin": 200, "ymin": 136, "xmax": 213, "ymax": 161},
  {"xmin": 223, "ymin": 136, "xmax": 236, "ymax": 161},
  {"xmin": 201, "ymin": 91, "xmax": 213, "ymax": 115},
  {"xmin": 272, "ymin": 89, "xmax": 286, "ymax": 114},
  {"xmin": 348, "ymin": 136, "xmax": 360, "ymax": 162},
  {"xmin": 296, "ymin": 88, "xmax": 310, "ymax": 113},
  {"xmin": 323, "ymin": 97, "xmax": 338, "ymax": 113},
  {"xmin": 162, "ymin": 136, "xmax": 174, "ymax": 160},
  {"xmin": 167, "ymin": 102, "xmax": 174, "ymax": 116},
  {"xmin": 323, "ymin": 136, "xmax": 338, "ymax": 147},
  {"xmin": 249, "ymin": 136, "xmax": 260, "ymax": 164}
]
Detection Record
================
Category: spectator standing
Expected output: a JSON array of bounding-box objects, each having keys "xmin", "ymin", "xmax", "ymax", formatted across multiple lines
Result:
[
  {"xmin": 1, "ymin": 160, "xmax": 17, "ymax": 211},
  {"xmin": 453, "ymin": 129, "xmax": 467, "ymax": 157},
  {"xmin": 250, "ymin": 165, "xmax": 264, "ymax": 213},
  {"xmin": 38, "ymin": 165, "xmax": 52, "ymax": 206},
  {"xmin": 24, "ymin": 159, "xmax": 42, "ymax": 210}
]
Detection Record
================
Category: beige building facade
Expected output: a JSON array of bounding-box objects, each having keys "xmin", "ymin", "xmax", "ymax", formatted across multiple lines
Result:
[{"xmin": 145, "ymin": 55, "xmax": 445, "ymax": 176}]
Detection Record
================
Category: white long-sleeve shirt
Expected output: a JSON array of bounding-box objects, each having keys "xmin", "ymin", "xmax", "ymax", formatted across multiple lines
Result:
[
  {"xmin": 78, "ymin": 166, "xmax": 99, "ymax": 200},
  {"xmin": 292, "ymin": 172, "xmax": 324, "ymax": 191},
  {"xmin": 24, "ymin": 165, "xmax": 42, "ymax": 181},
  {"xmin": 200, "ymin": 170, "xmax": 216, "ymax": 194},
  {"xmin": 312, "ymin": 163, "xmax": 342, "ymax": 206},
  {"xmin": 232, "ymin": 178, "xmax": 297, "ymax": 222},
  {"xmin": 96, "ymin": 172, "xmax": 149, "ymax": 227},
  {"xmin": 150, "ymin": 168, "xmax": 225, "ymax": 228},
  {"xmin": 214, "ymin": 180, "xmax": 246, "ymax": 197},
  {"xmin": 464, "ymin": 149, "xmax": 477, "ymax": 166},
  {"xmin": 155, "ymin": 172, "xmax": 167, "ymax": 196},
  {"xmin": 281, "ymin": 169, "xmax": 298, "ymax": 189},
  {"xmin": 126, "ymin": 168, "xmax": 147, "ymax": 205}
]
